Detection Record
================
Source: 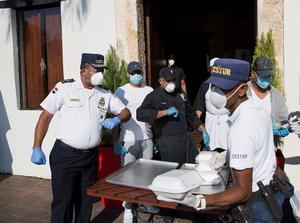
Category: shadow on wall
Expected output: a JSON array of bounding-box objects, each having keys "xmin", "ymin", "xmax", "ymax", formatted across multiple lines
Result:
[
  {"xmin": 0, "ymin": 91, "xmax": 12, "ymax": 174},
  {"xmin": 62, "ymin": 0, "xmax": 89, "ymax": 28},
  {"xmin": 285, "ymin": 156, "xmax": 300, "ymax": 165}
]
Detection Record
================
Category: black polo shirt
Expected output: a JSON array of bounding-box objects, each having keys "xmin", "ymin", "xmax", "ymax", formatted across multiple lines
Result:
[
  {"xmin": 137, "ymin": 87, "xmax": 194, "ymax": 137},
  {"xmin": 169, "ymin": 65, "xmax": 186, "ymax": 93}
]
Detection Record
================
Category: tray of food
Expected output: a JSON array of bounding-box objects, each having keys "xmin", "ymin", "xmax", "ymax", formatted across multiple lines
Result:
[{"xmin": 106, "ymin": 159, "xmax": 179, "ymax": 189}]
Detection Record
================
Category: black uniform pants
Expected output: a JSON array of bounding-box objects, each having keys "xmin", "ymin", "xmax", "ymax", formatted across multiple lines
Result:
[{"xmin": 49, "ymin": 140, "xmax": 98, "ymax": 223}]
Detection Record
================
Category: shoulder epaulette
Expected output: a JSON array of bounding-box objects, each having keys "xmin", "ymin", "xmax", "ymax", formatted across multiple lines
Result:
[
  {"xmin": 60, "ymin": 79, "xmax": 75, "ymax": 84},
  {"xmin": 97, "ymin": 84, "xmax": 110, "ymax": 91}
]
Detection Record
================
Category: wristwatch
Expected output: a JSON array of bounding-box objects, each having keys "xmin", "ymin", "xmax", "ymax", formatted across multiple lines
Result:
[{"xmin": 195, "ymin": 194, "xmax": 206, "ymax": 210}]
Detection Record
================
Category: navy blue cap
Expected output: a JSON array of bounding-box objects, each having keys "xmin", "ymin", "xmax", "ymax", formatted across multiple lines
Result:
[
  {"xmin": 81, "ymin": 53, "xmax": 106, "ymax": 69},
  {"xmin": 253, "ymin": 56, "xmax": 273, "ymax": 77},
  {"xmin": 127, "ymin": 61, "xmax": 142, "ymax": 74},
  {"xmin": 206, "ymin": 58, "xmax": 250, "ymax": 90}
]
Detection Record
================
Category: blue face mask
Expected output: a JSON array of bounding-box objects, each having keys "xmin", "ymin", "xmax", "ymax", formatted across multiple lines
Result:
[
  {"xmin": 256, "ymin": 76, "xmax": 271, "ymax": 89},
  {"xmin": 129, "ymin": 74, "xmax": 143, "ymax": 85}
]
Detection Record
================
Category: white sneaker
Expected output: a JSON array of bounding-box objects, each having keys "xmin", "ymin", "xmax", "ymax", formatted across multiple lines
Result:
[{"xmin": 123, "ymin": 208, "xmax": 133, "ymax": 223}]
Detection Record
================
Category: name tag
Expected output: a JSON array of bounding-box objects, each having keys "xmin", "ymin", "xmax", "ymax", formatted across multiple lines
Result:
[
  {"xmin": 70, "ymin": 98, "xmax": 80, "ymax": 102},
  {"xmin": 232, "ymin": 154, "xmax": 247, "ymax": 159}
]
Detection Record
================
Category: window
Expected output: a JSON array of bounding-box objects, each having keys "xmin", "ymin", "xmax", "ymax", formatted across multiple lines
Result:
[{"xmin": 17, "ymin": 3, "xmax": 63, "ymax": 109}]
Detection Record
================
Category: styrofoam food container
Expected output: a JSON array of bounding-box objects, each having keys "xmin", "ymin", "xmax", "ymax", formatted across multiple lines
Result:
[
  {"xmin": 198, "ymin": 171, "xmax": 221, "ymax": 185},
  {"xmin": 195, "ymin": 162, "xmax": 216, "ymax": 172},
  {"xmin": 290, "ymin": 191, "xmax": 300, "ymax": 222},
  {"xmin": 148, "ymin": 169, "xmax": 204, "ymax": 200},
  {"xmin": 195, "ymin": 151, "xmax": 215, "ymax": 163},
  {"xmin": 180, "ymin": 163, "xmax": 221, "ymax": 185}
]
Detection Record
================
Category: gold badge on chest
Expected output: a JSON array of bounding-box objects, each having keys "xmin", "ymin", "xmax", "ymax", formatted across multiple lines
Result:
[{"xmin": 97, "ymin": 97, "xmax": 106, "ymax": 112}]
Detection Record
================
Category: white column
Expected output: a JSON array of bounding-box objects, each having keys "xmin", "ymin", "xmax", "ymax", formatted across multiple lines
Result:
[{"xmin": 284, "ymin": 0, "xmax": 300, "ymax": 191}]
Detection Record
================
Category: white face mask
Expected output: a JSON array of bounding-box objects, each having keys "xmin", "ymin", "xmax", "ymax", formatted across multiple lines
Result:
[
  {"xmin": 165, "ymin": 81, "xmax": 176, "ymax": 93},
  {"xmin": 210, "ymin": 86, "xmax": 227, "ymax": 109},
  {"xmin": 210, "ymin": 84, "xmax": 245, "ymax": 109},
  {"xmin": 168, "ymin": 59, "xmax": 175, "ymax": 66},
  {"xmin": 90, "ymin": 72, "xmax": 104, "ymax": 86}
]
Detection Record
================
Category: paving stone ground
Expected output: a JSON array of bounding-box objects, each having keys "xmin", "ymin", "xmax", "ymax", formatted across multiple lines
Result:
[{"xmin": 0, "ymin": 174, "xmax": 219, "ymax": 223}]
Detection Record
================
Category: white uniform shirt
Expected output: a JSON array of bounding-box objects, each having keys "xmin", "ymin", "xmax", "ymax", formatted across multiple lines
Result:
[
  {"xmin": 41, "ymin": 80, "xmax": 125, "ymax": 149},
  {"xmin": 205, "ymin": 84, "xmax": 230, "ymax": 150},
  {"xmin": 227, "ymin": 99, "xmax": 277, "ymax": 192},
  {"xmin": 115, "ymin": 83, "xmax": 153, "ymax": 141},
  {"xmin": 249, "ymin": 85, "xmax": 272, "ymax": 116}
]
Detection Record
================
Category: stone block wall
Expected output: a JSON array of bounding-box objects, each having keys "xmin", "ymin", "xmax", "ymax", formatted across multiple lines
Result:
[{"xmin": 257, "ymin": 0, "xmax": 284, "ymax": 78}]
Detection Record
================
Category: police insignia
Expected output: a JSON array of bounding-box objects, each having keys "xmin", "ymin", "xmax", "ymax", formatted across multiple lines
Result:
[
  {"xmin": 99, "ymin": 97, "xmax": 105, "ymax": 107},
  {"xmin": 52, "ymin": 87, "xmax": 59, "ymax": 94},
  {"xmin": 211, "ymin": 66, "xmax": 231, "ymax": 76}
]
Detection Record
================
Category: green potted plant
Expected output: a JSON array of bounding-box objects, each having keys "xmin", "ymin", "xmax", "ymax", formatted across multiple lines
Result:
[{"xmin": 102, "ymin": 45, "xmax": 129, "ymax": 92}]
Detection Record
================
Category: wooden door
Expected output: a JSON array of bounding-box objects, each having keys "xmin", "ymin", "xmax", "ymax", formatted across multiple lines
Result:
[
  {"xmin": 144, "ymin": 0, "xmax": 166, "ymax": 88},
  {"xmin": 44, "ymin": 7, "xmax": 63, "ymax": 92},
  {"xmin": 19, "ymin": 6, "xmax": 63, "ymax": 109},
  {"xmin": 23, "ymin": 11, "xmax": 44, "ymax": 108}
]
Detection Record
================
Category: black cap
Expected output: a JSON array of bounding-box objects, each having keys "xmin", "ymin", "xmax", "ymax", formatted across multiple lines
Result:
[
  {"xmin": 81, "ymin": 53, "xmax": 107, "ymax": 69},
  {"xmin": 167, "ymin": 54, "xmax": 176, "ymax": 60},
  {"xmin": 127, "ymin": 61, "xmax": 142, "ymax": 74},
  {"xmin": 253, "ymin": 56, "xmax": 273, "ymax": 77},
  {"xmin": 159, "ymin": 67, "xmax": 175, "ymax": 81}
]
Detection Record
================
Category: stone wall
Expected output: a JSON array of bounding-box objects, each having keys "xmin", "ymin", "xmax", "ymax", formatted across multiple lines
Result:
[
  {"xmin": 257, "ymin": 0, "xmax": 284, "ymax": 77},
  {"xmin": 115, "ymin": 0, "xmax": 146, "ymax": 71}
]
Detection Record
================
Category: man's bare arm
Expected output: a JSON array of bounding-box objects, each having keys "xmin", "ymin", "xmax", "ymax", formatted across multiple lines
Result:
[{"xmin": 33, "ymin": 110, "xmax": 53, "ymax": 147}]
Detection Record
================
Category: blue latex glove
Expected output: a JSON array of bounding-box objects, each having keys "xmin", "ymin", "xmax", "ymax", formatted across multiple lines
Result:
[
  {"xmin": 113, "ymin": 141, "xmax": 127, "ymax": 156},
  {"xmin": 165, "ymin": 106, "xmax": 179, "ymax": 118},
  {"xmin": 202, "ymin": 129, "xmax": 210, "ymax": 147},
  {"xmin": 31, "ymin": 147, "xmax": 46, "ymax": 165},
  {"xmin": 101, "ymin": 117, "xmax": 121, "ymax": 130},
  {"xmin": 272, "ymin": 125, "xmax": 290, "ymax": 137}
]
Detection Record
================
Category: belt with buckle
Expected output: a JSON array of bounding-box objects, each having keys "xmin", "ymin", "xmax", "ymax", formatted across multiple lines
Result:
[{"xmin": 56, "ymin": 139, "xmax": 97, "ymax": 154}]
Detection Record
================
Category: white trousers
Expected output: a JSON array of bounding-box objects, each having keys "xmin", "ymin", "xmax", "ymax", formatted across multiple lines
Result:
[{"xmin": 121, "ymin": 139, "xmax": 153, "ymax": 166}]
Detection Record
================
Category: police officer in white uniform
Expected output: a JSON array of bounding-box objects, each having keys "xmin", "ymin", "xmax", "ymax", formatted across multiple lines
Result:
[
  {"xmin": 157, "ymin": 59, "xmax": 294, "ymax": 223},
  {"xmin": 30, "ymin": 53, "xmax": 131, "ymax": 223}
]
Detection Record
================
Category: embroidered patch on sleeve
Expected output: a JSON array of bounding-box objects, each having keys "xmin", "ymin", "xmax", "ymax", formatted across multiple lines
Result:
[{"xmin": 52, "ymin": 87, "xmax": 59, "ymax": 94}]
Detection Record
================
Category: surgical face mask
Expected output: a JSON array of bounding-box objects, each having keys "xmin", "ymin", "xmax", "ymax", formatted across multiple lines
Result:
[
  {"xmin": 256, "ymin": 76, "xmax": 271, "ymax": 89},
  {"xmin": 90, "ymin": 72, "xmax": 103, "ymax": 86},
  {"xmin": 210, "ymin": 84, "xmax": 245, "ymax": 109},
  {"xmin": 210, "ymin": 87, "xmax": 227, "ymax": 109},
  {"xmin": 168, "ymin": 59, "xmax": 175, "ymax": 66},
  {"xmin": 165, "ymin": 81, "xmax": 176, "ymax": 93},
  {"xmin": 129, "ymin": 74, "xmax": 143, "ymax": 85}
]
